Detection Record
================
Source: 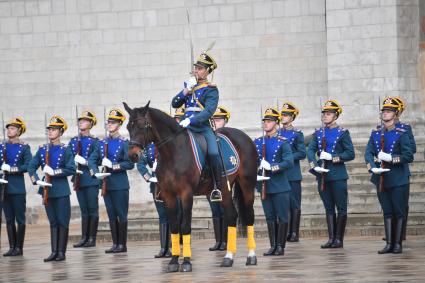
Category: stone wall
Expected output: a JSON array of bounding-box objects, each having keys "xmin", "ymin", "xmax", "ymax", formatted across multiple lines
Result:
[{"xmin": 0, "ymin": 0, "xmax": 423, "ymax": 207}]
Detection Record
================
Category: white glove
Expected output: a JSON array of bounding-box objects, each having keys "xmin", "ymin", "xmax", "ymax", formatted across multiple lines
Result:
[
  {"xmin": 371, "ymin": 168, "xmax": 391, "ymax": 174},
  {"xmin": 1, "ymin": 163, "xmax": 11, "ymax": 172},
  {"xmin": 184, "ymin": 76, "xmax": 197, "ymax": 91},
  {"xmin": 257, "ymin": 175, "xmax": 270, "ymax": 181},
  {"xmin": 76, "ymin": 169, "xmax": 83, "ymax": 175},
  {"xmin": 95, "ymin": 172, "xmax": 111, "ymax": 180},
  {"xmin": 74, "ymin": 154, "xmax": 87, "ymax": 166},
  {"xmin": 259, "ymin": 159, "xmax": 271, "ymax": 171},
  {"xmin": 43, "ymin": 165, "xmax": 55, "ymax": 176},
  {"xmin": 319, "ymin": 151, "xmax": 332, "ymax": 161},
  {"xmin": 36, "ymin": 180, "xmax": 52, "ymax": 187},
  {"xmin": 102, "ymin": 158, "xmax": 113, "ymax": 168},
  {"xmin": 378, "ymin": 151, "xmax": 392, "ymax": 163},
  {"xmin": 0, "ymin": 178, "xmax": 8, "ymax": 184},
  {"xmin": 314, "ymin": 166, "xmax": 329, "ymax": 173},
  {"xmin": 148, "ymin": 176, "xmax": 158, "ymax": 183},
  {"xmin": 179, "ymin": 118, "xmax": 191, "ymax": 128},
  {"xmin": 152, "ymin": 160, "xmax": 157, "ymax": 172}
]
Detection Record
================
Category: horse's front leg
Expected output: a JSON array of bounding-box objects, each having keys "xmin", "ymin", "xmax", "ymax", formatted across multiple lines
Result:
[
  {"xmin": 164, "ymin": 192, "xmax": 180, "ymax": 273},
  {"xmin": 179, "ymin": 191, "xmax": 193, "ymax": 272},
  {"xmin": 221, "ymin": 192, "xmax": 238, "ymax": 267}
]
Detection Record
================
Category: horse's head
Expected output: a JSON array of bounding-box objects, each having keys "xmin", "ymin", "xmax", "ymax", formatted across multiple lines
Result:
[{"xmin": 123, "ymin": 101, "xmax": 154, "ymax": 162}]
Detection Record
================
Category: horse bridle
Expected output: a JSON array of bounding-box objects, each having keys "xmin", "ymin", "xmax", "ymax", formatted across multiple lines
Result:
[{"xmin": 128, "ymin": 117, "xmax": 185, "ymax": 150}]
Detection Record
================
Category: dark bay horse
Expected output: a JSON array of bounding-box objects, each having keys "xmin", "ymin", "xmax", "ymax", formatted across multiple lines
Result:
[{"xmin": 123, "ymin": 102, "xmax": 258, "ymax": 272}]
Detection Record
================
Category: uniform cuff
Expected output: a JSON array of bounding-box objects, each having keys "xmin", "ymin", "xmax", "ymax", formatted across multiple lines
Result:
[
  {"xmin": 143, "ymin": 173, "xmax": 151, "ymax": 182},
  {"xmin": 54, "ymin": 169, "xmax": 63, "ymax": 175},
  {"xmin": 30, "ymin": 174, "xmax": 39, "ymax": 185},
  {"xmin": 392, "ymin": 156, "xmax": 400, "ymax": 164},
  {"xmin": 271, "ymin": 164, "xmax": 280, "ymax": 173},
  {"xmin": 332, "ymin": 156, "xmax": 341, "ymax": 163},
  {"xmin": 112, "ymin": 164, "xmax": 121, "ymax": 171},
  {"xmin": 309, "ymin": 161, "xmax": 315, "ymax": 169},
  {"xmin": 10, "ymin": 167, "xmax": 19, "ymax": 173}
]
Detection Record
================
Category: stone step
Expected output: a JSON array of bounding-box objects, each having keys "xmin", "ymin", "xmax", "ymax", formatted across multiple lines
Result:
[
  {"xmin": 96, "ymin": 213, "xmax": 425, "ymax": 232},
  {"xmin": 71, "ymin": 224, "xmax": 425, "ymax": 243}
]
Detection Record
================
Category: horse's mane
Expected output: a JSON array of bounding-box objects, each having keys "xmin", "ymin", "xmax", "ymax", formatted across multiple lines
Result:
[{"xmin": 147, "ymin": 107, "xmax": 181, "ymax": 132}]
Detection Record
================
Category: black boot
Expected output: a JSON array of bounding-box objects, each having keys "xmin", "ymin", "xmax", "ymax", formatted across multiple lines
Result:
[
  {"xmin": 105, "ymin": 220, "xmax": 118, "ymax": 253},
  {"xmin": 3, "ymin": 223, "xmax": 16, "ymax": 256},
  {"xmin": 288, "ymin": 209, "xmax": 301, "ymax": 242},
  {"xmin": 274, "ymin": 222, "xmax": 288, "ymax": 255},
  {"xmin": 73, "ymin": 217, "xmax": 89, "ymax": 248},
  {"xmin": 330, "ymin": 214, "xmax": 347, "ymax": 248},
  {"xmin": 164, "ymin": 224, "xmax": 171, "ymax": 257},
  {"xmin": 11, "ymin": 224, "xmax": 25, "ymax": 256},
  {"xmin": 263, "ymin": 221, "xmax": 277, "ymax": 256},
  {"xmin": 402, "ymin": 206, "xmax": 408, "ymax": 241},
  {"xmin": 83, "ymin": 216, "xmax": 98, "ymax": 247},
  {"xmin": 44, "ymin": 227, "xmax": 58, "ymax": 262},
  {"xmin": 113, "ymin": 221, "xmax": 128, "ymax": 253},
  {"xmin": 55, "ymin": 226, "xmax": 69, "ymax": 261},
  {"xmin": 209, "ymin": 217, "xmax": 221, "ymax": 251},
  {"xmin": 286, "ymin": 210, "xmax": 292, "ymax": 241},
  {"xmin": 321, "ymin": 214, "xmax": 336, "ymax": 249},
  {"xmin": 378, "ymin": 218, "xmax": 394, "ymax": 254},
  {"xmin": 219, "ymin": 217, "xmax": 227, "ymax": 251},
  {"xmin": 393, "ymin": 218, "xmax": 404, "ymax": 254},
  {"xmin": 155, "ymin": 223, "xmax": 168, "ymax": 258}
]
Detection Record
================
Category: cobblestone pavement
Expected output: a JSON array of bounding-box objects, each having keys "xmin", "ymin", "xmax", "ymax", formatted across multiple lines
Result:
[{"xmin": 0, "ymin": 225, "xmax": 424, "ymax": 282}]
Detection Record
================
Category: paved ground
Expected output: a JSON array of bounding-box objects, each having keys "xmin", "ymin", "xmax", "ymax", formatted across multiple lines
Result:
[{"xmin": 0, "ymin": 225, "xmax": 424, "ymax": 282}]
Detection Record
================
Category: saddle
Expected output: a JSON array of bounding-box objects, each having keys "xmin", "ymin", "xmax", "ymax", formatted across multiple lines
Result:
[{"xmin": 187, "ymin": 130, "xmax": 240, "ymax": 183}]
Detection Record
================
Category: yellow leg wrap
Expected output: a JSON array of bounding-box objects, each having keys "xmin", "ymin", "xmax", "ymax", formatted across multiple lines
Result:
[
  {"xmin": 247, "ymin": 225, "xmax": 256, "ymax": 250},
  {"xmin": 171, "ymin": 233, "xmax": 180, "ymax": 256},
  {"xmin": 182, "ymin": 234, "xmax": 191, "ymax": 258},
  {"xmin": 227, "ymin": 226, "xmax": 237, "ymax": 254}
]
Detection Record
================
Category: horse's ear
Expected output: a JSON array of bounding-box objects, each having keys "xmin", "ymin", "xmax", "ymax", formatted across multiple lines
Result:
[
  {"xmin": 123, "ymin": 102, "xmax": 133, "ymax": 115},
  {"xmin": 144, "ymin": 101, "xmax": 151, "ymax": 109}
]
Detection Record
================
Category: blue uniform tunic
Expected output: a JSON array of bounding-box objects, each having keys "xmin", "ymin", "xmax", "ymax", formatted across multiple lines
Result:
[
  {"xmin": 254, "ymin": 134, "xmax": 294, "ymax": 223},
  {"xmin": 172, "ymin": 83, "xmax": 221, "ymax": 171},
  {"xmin": 136, "ymin": 143, "xmax": 168, "ymax": 224},
  {"xmin": 279, "ymin": 127, "xmax": 306, "ymax": 210},
  {"xmin": 69, "ymin": 136, "xmax": 100, "ymax": 218},
  {"xmin": 88, "ymin": 136, "xmax": 134, "ymax": 222},
  {"xmin": 307, "ymin": 125, "xmax": 355, "ymax": 215},
  {"xmin": 0, "ymin": 141, "xmax": 32, "ymax": 225},
  {"xmin": 28, "ymin": 143, "xmax": 76, "ymax": 228},
  {"xmin": 364, "ymin": 125, "xmax": 414, "ymax": 219}
]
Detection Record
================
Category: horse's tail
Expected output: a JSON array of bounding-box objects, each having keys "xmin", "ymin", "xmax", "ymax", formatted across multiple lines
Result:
[{"xmin": 233, "ymin": 180, "xmax": 247, "ymax": 227}]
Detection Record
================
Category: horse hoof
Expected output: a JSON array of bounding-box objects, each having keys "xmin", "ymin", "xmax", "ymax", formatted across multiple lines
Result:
[
  {"xmin": 167, "ymin": 263, "xmax": 180, "ymax": 273},
  {"xmin": 180, "ymin": 262, "xmax": 192, "ymax": 272},
  {"xmin": 245, "ymin": 256, "xmax": 257, "ymax": 266},
  {"xmin": 220, "ymin": 257, "xmax": 234, "ymax": 267}
]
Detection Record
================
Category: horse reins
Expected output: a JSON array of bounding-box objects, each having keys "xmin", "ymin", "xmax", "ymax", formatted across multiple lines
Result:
[{"xmin": 128, "ymin": 117, "xmax": 186, "ymax": 150}]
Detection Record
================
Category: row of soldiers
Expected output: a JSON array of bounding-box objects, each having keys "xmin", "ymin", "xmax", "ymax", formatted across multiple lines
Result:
[
  {"xmin": 253, "ymin": 96, "xmax": 415, "ymax": 256},
  {"xmin": 0, "ymin": 48, "xmax": 417, "ymax": 263}
]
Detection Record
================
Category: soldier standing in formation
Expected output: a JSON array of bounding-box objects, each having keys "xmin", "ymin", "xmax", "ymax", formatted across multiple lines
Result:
[
  {"xmin": 88, "ymin": 109, "xmax": 134, "ymax": 254},
  {"xmin": 364, "ymin": 97, "xmax": 414, "ymax": 254},
  {"xmin": 254, "ymin": 108, "xmax": 294, "ymax": 256},
  {"xmin": 307, "ymin": 100, "xmax": 355, "ymax": 249},
  {"xmin": 70, "ymin": 111, "xmax": 100, "ymax": 248},
  {"xmin": 279, "ymin": 102, "xmax": 306, "ymax": 243},
  {"xmin": 1, "ymin": 118, "xmax": 32, "ymax": 256},
  {"xmin": 392, "ymin": 97, "xmax": 416, "ymax": 241},
  {"xmin": 208, "ymin": 106, "xmax": 230, "ymax": 251},
  {"xmin": 28, "ymin": 116, "xmax": 76, "ymax": 262}
]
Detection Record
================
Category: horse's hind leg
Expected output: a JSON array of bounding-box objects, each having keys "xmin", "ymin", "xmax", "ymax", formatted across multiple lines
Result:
[
  {"xmin": 179, "ymin": 191, "xmax": 194, "ymax": 272},
  {"xmin": 165, "ymin": 195, "xmax": 180, "ymax": 273},
  {"xmin": 237, "ymin": 178, "xmax": 257, "ymax": 266},
  {"xmin": 220, "ymin": 194, "xmax": 238, "ymax": 267}
]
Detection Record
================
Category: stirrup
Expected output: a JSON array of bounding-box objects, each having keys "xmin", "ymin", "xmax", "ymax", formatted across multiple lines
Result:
[
  {"xmin": 210, "ymin": 189, "xmax": 222, "ymax": 202},
  {"xmin": 154, "ymin": 191, "xmax": 164, "ymax": 203}
]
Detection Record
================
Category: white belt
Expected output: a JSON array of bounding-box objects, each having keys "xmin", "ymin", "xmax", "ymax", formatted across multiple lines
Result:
[{"xmin": 185, "ymin": 107, "xmax": 202, "ymax": 112}]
